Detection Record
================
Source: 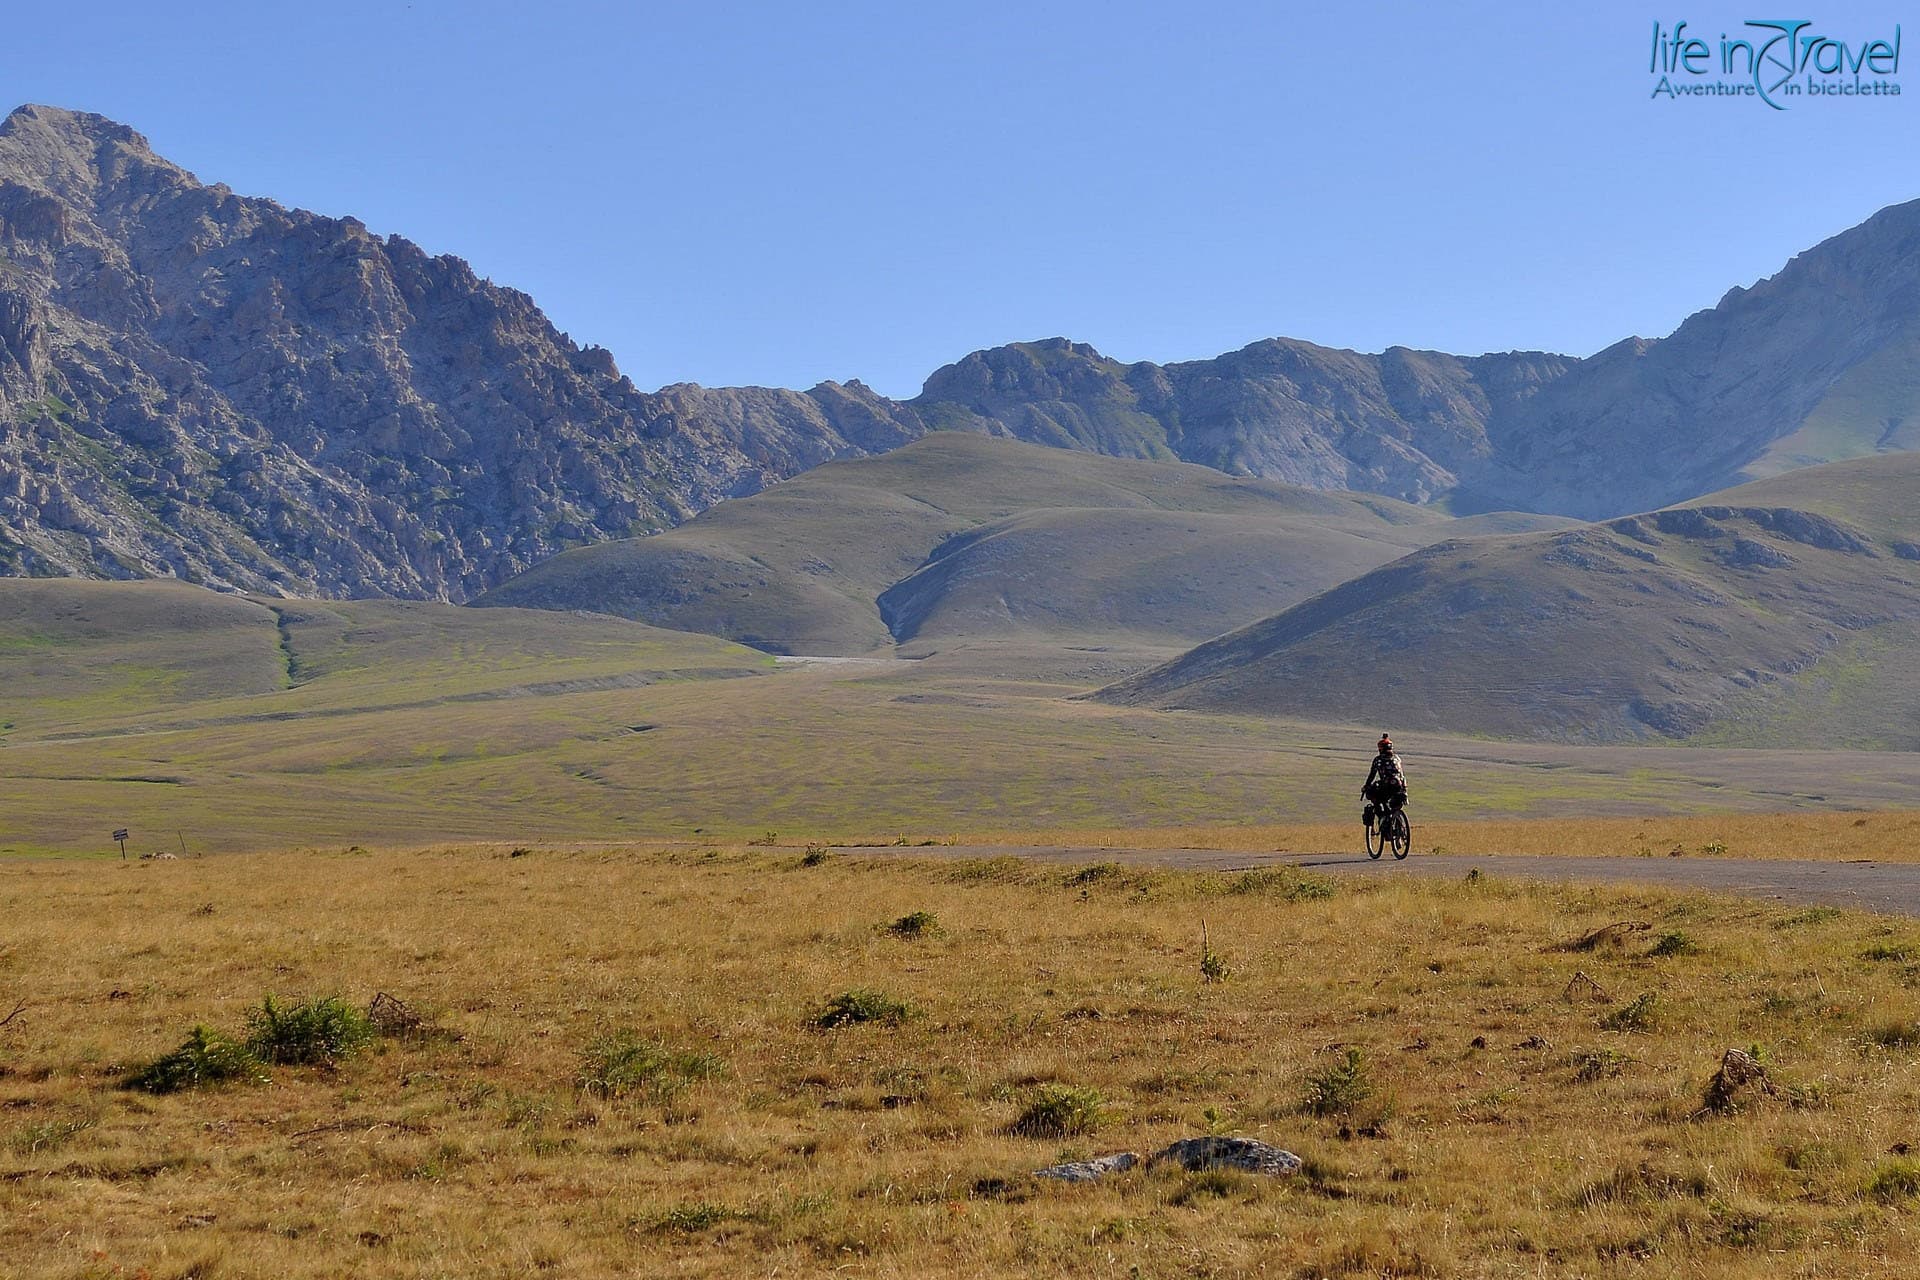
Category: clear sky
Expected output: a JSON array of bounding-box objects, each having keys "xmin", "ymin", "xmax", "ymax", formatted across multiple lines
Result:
[{"xmin": 6, "ymin": 1, "xmax": 1918, "ymax": 397}]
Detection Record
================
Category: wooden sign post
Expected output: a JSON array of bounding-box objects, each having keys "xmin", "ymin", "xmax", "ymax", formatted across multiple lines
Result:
[{"xmin": 112, "ymin": 828, "xmax": 129, "ymax": 860}]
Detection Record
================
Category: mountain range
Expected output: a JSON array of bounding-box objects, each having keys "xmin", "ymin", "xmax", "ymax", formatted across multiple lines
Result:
[{"xmin": 6, "ymin": 103, "xmax": 1920, "ymax": 603}]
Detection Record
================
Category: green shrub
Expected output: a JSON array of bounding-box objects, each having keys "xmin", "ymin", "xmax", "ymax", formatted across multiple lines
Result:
[
  {"xmin": 1649, "ymin": 931, "xmax": 1700, "ymax": 957},
  {"xmin": 887, "ymin": 911, "xmax": 939, "ymax": 938},
  {"xmin": 1863, "ymin": 941, "xmax": 1918, "ymax": 963},
  {"xmin": 1225, "ymin": 868, "xmax": 1335, "ymax": 901},
  {"xmin": 1866, "ymin": 1158, "xmax": 1920, "ymax": 1202},
  {"xmin": 1302, "ymin": 1048, "xmax": 1374, "ymax": 1117},
  {"xmin": 1009, "ymin": 1083, "xmax": 1106, "ymax": 1138},
  {"xmin": 1773, "ymin": 907, "xmax": 1842, "ymax": 929},
  {"xmin": 652, "ymin": 1202, "xmax": 740, "ymax": 1233},
  {"xmin": 7, "ymin": 1115, "xmax": 98, "ymax": 1155},
  {"xmin": 811, "ymin": 989, "xmax": 916, "ymax": 1030},
  {"xmin": 125, "ymin": 1026, "xmax": 268, "ymax": 1093},
  {"xmin": 1572, "ymin": 1048, "xmax": 1633, "ymax": 1082},
  {"xmin": 245, "ymin": 995, "xmax": 374, "ymax": 1065},
  {"xmin": 1601, "ymin": 993, "xmax": 1660, "ymax": 1033},
  {"xmin": 576, "ymin": 1031, "xmax": 724, "ymax": 1103},
  {"xmin": 1199, "ymin": 943, "xmax": 1229, "ymax": 984}
]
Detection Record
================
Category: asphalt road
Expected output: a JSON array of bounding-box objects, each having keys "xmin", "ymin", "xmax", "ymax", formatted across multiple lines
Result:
[{"xmin": 905, "ymin": 846, "xmax": 1920, "ymax": 917}]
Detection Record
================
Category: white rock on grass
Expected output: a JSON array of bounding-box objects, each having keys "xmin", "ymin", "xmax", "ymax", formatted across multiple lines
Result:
[
  {"xmin": 1032, "ymin": 1152, "xmax": 1141, "ymax": 1183},
  {"xmin": 1149, "ymin": 1136, "xmax": 1303, "ymax": 1175}
]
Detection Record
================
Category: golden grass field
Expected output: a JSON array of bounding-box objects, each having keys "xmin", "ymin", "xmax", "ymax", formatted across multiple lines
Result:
[
  {"xmin": 5, "ymin": 846, "xmax": 1920, "ymax": 1278},
  {"xmin": 950, "ymin": 810, "xmax": 1920, "ymax": 864}
]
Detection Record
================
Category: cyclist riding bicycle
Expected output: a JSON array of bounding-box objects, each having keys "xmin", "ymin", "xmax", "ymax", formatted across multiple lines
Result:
[{"xmin": 1361, "ymin": 734, "xmax": 1407, "ymax": 830}]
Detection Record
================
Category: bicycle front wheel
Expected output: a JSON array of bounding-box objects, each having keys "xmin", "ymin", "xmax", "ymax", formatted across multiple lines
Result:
[{"xmin": 1390, "ymin": 810, "xmax": 1412, "ymax": 860}]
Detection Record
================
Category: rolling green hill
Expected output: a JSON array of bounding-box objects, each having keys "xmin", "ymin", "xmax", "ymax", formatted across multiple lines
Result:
[
  {"xmin": 0, "ymin": 581, "xmax": 765, "ymax": 732},
  {"xmin": 7, "ymin": 576, "xmax": 1920, "ymax": 857},
  {"xmin": 1099, "ymin": 454, "xmax": 1920, "ymax": 746},
  {"xmin": 473, "ymin": 434, "xmax": 1575, "ymax": 654}
]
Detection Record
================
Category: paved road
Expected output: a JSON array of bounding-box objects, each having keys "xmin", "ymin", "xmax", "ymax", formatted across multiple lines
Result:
[{"xmin": 895, "ymin": 845, "xmax": 1920, "ymax": 917}]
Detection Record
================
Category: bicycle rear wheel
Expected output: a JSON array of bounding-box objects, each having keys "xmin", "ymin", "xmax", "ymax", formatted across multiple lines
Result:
[{"xmin": 1365, "ymin": 810, "xmax": 1384, "ymax": 858}]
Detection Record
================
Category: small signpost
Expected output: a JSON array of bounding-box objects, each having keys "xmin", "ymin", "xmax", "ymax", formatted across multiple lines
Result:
[{"xmin": 112, "ymin": 828, "xmax": 129, "ymax": 860}]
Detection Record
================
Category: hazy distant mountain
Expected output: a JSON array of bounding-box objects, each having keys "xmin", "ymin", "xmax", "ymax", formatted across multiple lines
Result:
[
  {"xmin": 910, "ymin": 338, "xmax": 1575, "ymax": 505},
  {"xmin": 1098, "ymin": 453, "xmax": 1920, "ymax": 746},
  {"xmin": 473, "ymin": 433, "xmax": 1575, "ymax": 654},
  {"xmin": 0, "ymin": 105, "xmax": 923, "ymax": 596},
  {"xmin": 5, "ymin": 102, "xmax": 1920, "ymax": 603}
]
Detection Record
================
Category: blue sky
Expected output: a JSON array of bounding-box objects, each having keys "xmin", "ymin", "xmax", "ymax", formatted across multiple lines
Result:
[{"xmin": 7, "ymin": 1, "xmax": 1918, "ymax": 397}]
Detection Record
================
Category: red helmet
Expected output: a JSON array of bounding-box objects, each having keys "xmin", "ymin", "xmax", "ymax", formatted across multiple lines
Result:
[{"xmin": 1377, "ymin": 735, "xmax": 1393, "ymax": 751}]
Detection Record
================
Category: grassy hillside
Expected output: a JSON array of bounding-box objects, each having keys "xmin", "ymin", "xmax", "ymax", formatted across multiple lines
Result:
[
  {"xmin": 876, "ymin": 507, "xmax": 1436, "ymax": 648},
  {"xmin": 7, "ymin": 580, "xmax": 1920, "ymax": 857},
  {"xmin": 0, "ymin": 580, "xmax": 288, "ymax": 731},
  {"xmin": 1100, "ymin": 454, "xmax": 1920, "ymax": 745},
  {"xmin": 1743, "ymin": 332, "xmax": 1920, "ymax": 480},
  {"xmin": 6, "ymin": 846, "xmax": 1920, "ymax": 1277},
  {"xmin": 474, "ymin": 434, "xmax": 1570, "ymax": 655}
]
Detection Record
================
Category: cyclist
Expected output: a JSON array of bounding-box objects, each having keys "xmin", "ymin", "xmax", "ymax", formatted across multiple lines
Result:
[{"xmin": 1361, "ymin": 734, "xmax": 1407, "ymax": 831}]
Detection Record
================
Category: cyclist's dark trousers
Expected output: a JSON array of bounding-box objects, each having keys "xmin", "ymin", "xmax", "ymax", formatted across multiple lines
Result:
[{"xmin": 1365, "ymin": 781, "xmax": 1406, "ymax": 810}]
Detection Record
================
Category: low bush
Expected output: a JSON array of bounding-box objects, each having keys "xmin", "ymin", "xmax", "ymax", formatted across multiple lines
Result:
[
  {"xmin": 1009, "ymin": 1083, "xmax": 1105, "ymax": 1138},
  {"xmin": 887, "ymin": 910, "xmax": 939, "ymax": 938},
  {"xmin": 1225, "ymin": 867, "xmax": 1334, "ymax": 901},
  {"xmin": 245, "ymin": 995, "xmax": 374, "ymax": 1065},
  {"xmin": 1601, "ymin": 993, "xmax": 1660, "ymax": 1033},
  {"xmin": 576, "ymin": 1031, "xmax": 724, "ymax": 1103},
  {"xmin": 1302, "ymin": 1048, "xmax": 1373, "ymax": 1117},
  {"xmin": 1866, "ymin": 1159, "xmax": 1920, "ymax": 1203},
  {"xmin": 126, "ymin": 1026, "xmax": 268, "ymax": 1093},
  {"xmin": 1572, "ymin": 1047, "xmax": 1633, "ymax": 1081},
  {"xmin": 811, "ymin": 989, "xmax": 916, "ymax": 1030}
]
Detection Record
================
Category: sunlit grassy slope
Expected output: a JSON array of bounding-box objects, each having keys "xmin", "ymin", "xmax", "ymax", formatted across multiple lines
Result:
[
  {"xmin": 1103, "ymin": 453, "xmax": 1920, "ymax": 745},
  {"xmin": 4, "ymin": 847, "xmax": 1920, "ymax": 1278},
  {"xmin": 472, "ymin": 434, "xmax": 1574, "ymax": 655},
  {"xmin": 5, "ymin": 580, "xmax": 1920, "ymax": 857}
]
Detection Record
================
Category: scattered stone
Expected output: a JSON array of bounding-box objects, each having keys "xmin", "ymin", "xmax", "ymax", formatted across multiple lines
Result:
[
  {"xmin": 1149, "ymin": 1136, "xmax": 1303, "ymax": 1176},
  {"xmin": 1469, "ymin": 1035, "xmax": 1488, "ymax": 1050},
  {"xmin": 1033, "ymin": 1151, "xmax": 1140, "ymax": 1183},
  {"xmin": 1700, "ymin": 1046, "xmax": 1777, "ymax": 1115},
  {"xmin": 1516, "ymin": 1035, "xmax": 1553, "ymax": 1050}
]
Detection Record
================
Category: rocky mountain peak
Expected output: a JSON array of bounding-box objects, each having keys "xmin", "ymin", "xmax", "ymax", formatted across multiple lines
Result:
[{"xmin": 0, "ymin": 103, "xmax": 926, "ymax": 596}]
